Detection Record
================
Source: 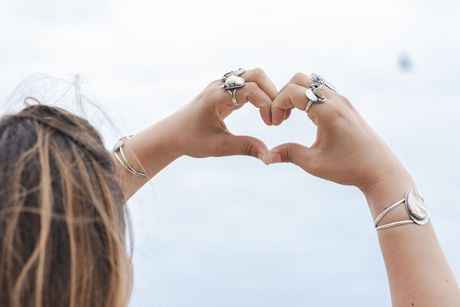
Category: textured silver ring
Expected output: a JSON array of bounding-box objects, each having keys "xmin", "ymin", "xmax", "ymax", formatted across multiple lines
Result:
[
  {"xmin": 311, "ymin": 73, "xmax": 337, "ymax": 92},
  {"xmin": 222, "ymin": 68, "xmax": 246, "ymax": 82},
  {"xmin": 304, "ymin": 73, "xmax": 336, "ymax": 114},
  {"xmin": 221, "ymin": 75, "xmax": 246, "ymax": 105},
  {"xmin": 228, "ymin": 89, "xmax": 239, "ymax": 104}
]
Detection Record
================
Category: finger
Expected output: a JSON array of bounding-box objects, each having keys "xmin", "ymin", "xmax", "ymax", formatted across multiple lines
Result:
[
  {"xmin": 273, "ymin": 77, "xmax": 338, "ymax": 126},
  {"xmin": 271, "ymin": 83, "xmax": 308, "ymax": 125},
  {"xmin": 274, "ymin": 72, "xmax": 314, "ymax": 100},
  {"xmin": 219, "ymin": 134, "xmax": 269, "ymax": 160},
  {"xmin": 243, "ymin": 67, "xmax": 278, "ymax": 100},
  {"xmin": 288, "ymin": 72, "xmax": 314, "ymax": 88},
  {"xmin": 285, "ymin": 108, "xmax": 292, "ymax": 120},
  {"xmin": 278, "ymin": 108, "xmax": 292, "ymax": 122},
  {"xmin": 289, "ymin": 72, "xmax": 337, "ymax": 98},
  {"xmin": 265, "ymin": 142, "xmax": 318, "ymax": 172},
  {"xmin": 289, "ymin": 72, "xmax": 343, "ymax": 118},
  {"xmin": 235, "ymin": 82, "xmax": 272, "ymax": 125}
]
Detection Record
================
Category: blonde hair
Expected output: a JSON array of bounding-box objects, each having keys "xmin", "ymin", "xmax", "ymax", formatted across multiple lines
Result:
[{"xmin": 0, "ymin": 105, "xmax": 132, "ymax": 307}]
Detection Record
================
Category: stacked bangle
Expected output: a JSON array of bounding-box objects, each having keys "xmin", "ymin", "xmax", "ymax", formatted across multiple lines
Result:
[{"xmin": 113, "ymin": 136, "xmax": 147, "ymax": 178}]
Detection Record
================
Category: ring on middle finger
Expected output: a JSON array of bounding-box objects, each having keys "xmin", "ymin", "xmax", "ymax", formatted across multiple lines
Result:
[{"xmin": 311, "ymin": 73, "xmax": 337, "ymax": 92}]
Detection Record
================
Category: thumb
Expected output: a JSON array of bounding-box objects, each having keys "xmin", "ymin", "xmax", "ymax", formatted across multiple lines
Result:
[
  {"xmin": 220, "ymin": 134, "xmax": 269, "ymax": 160},
  {"xmin": 266, "ymin": 142, "xmax": 317, "ymax": 170}
]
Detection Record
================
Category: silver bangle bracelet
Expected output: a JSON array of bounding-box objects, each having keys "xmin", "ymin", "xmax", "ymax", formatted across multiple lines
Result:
[
  {"xmin": 113, "ymin": 136, "xmax": 147, "ymax": 178},
  {"xmin": 374, "ymin": 190, "xmax": 430, "ymax": 231}
]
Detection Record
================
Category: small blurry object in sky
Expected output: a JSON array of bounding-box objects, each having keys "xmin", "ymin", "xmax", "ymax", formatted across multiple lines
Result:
[{"xmin": 398, "ymin": 53, "xmax": 413, "ymax": 72}]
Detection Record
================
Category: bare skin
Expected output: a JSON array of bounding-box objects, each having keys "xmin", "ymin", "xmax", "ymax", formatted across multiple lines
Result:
[
  {"xmin": 114, "ymin": 69, "xmax": 460, "ymax": 306},
  {"xmin": 265, "ymin": 72, "xmax": 460, "ymax": 306}
]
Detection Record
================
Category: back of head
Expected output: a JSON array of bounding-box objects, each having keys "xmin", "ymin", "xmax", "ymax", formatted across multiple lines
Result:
[{"xmin": 0, "ymin": 104, "xmax": 131, "ymax": 307}]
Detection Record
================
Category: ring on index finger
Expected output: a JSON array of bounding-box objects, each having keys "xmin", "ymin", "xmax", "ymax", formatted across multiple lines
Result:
[
  {"xmin": 221, "ymin": 68, "xmax": 246, "ymax": 82},
  {"xmin": 304, "ymin": 73, "xmax": 338, "ymax": 114},
  {"xmin": 311, "ymin": 73, "xmax": 337, "ymax": 92},
  {"xmin": 305, "ymin": 85, "xmax": 326, "ymax": 113},
  {"xmin": 221, "ymin": 69, "xmax": 247, "ymax": 105}
]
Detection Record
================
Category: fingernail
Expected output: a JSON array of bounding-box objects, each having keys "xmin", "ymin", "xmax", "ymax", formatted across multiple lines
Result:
[{"xmin": 266, "ymin": 153, "xmax": 282, "ymax": 164}]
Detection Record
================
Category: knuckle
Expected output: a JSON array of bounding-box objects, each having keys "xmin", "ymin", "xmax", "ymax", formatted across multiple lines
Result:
[
  {"xmin": 327, "ymin": 94, "xmax": 355, "ymax": 118},
  {"xmin": 286, "ymin": 145, "xmax": 295, "ymax": 163},
  {"xmin": 326, "ymin": 104, "xmax": 348, "ymax": 125},
  {"xmin": 283, "ymin": 83, "xmax": 297, "ymax": 94},
  {"xmin": 242, "ymin": 142, "xmax": 257, "ymax": 157},
  {"xmin": 208, "ymin": 86, "xmax": 223, "ymax": 99},
  {"xmin": 328, "ymin": 104, "xmax": 345, "ymax": 119},
  {"xmin": 245, "ymin": 82, "xmax": 259, "ymax": 92},
  {"xmin": 338, "ymin": 94, "xmax": 354, "ymax": 109},
  {"xmin": 204, "ymin": 82, "xmax": 224, "ymax": 99},
  {"xmin": 204, "ymin": 88, "xmax": 225, "ymax": 105},
  {"xmin": 337, "ymin": 92, "xmax": 348, "ymax": 101},
  {"xmin": 291, "ymin": 72, "xmax": 307, "ymax": 84},
  {"xmin": 252, "ymin": 67, "xmax": 265, "ymax": 78},
  {"xmin": 209, "ymin": 79, "xmax": 222, "ymax": 88},
  {"xmin": 220, "ymin": 136, "xmax": 259, "ymax": 157}
]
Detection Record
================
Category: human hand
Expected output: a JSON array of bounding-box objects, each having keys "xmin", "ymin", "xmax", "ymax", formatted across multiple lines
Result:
[
  {"xmin": 262, "ymin": 73, "xmax": 460, "ymax": 307},
  {"xmin": 167, "ymin": 68, "xmax": 278, "ymax": 160},
  {"xmin": 265, "ymin": 72, "xmax": 412, "ymax": 193}
]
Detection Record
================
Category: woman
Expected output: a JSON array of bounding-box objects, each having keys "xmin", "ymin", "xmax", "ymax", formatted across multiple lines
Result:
[{"xmin": 0, "ymin": 68, "xmax": 459, "ymax": 306}]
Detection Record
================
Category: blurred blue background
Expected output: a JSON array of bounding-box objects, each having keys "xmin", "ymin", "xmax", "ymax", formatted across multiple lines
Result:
[{"xmin": 1, "ymin": 0, "xmax": 459, "ymax": 306}]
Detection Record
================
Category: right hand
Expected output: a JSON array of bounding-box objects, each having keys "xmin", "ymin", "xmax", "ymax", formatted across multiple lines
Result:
[
  {"xmin": 265, "ymin": 72, "xmax": 412, "ymax": 193},
  {"xmin": 168, "ymin": 68, "xmax": 278, "ymax": 160}
]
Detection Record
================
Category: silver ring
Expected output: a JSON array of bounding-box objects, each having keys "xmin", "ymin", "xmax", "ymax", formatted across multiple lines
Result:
[
  {"xmin": 305, "ymin": 87, "xmax": 326, "ymax": 114},
  {"xmin": 228, "ymin": 89, "xmax": 240, "ymax": 104},
  {"xmin": 305, "ymin": 88, "xmax": 326, "ymax": 103},
  {"xmin": 221, "ymin": 75, "xmax": 246, "ymax": 90},
  {"xmin": 221, "ymin": 75, "xmax": 246, "ymax": 105},
  {"xmin": 305, "ymin": 99, "xmax": 314, "ymax": 113},
  {"xmin": 311, "ymin": 73, "xmax": 337, "ymax": 92},
  {"xmin": 304, "ymin": 73, "xmax": 336, "ymax": 114},
  {"xmin": 305, "ymin": 88, "xmax": 319, "ymax": 102},
  {"xmin": 222, "ymin": 68, "xmax": 246, "ymax": 82},
  {"xmin": 311, "ymin": 86, "xmax": 326, "ymax": 101},
  {"xmin": 24, "ymin": 96, "xmax": 42, "ymax": 106}
]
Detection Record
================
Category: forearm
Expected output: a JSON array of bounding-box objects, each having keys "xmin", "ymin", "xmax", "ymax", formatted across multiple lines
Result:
[
  {"xmin": 113, "ymin": 114, "xmax": 183, "ymax": 200},
  {"xmin": 364, "ymin": 174, "xmax": 460, "ymax": 306}
]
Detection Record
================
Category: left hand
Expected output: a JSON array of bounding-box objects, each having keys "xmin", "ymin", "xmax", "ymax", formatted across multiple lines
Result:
[
  {"xmin": 265, "ymin": 72, "xmax": 410, "ymax": 193},
  {"xmin": 166, "ymin": 68, "xmax": 278, "ymax": 160}
]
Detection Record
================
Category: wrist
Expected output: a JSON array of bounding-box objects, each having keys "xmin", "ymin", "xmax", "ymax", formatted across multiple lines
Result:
[
  {"xmin": 153, "ymin": 114, "xmax": 186, "ymax": 158},
  {"xmin": 362, "ymin": 170, "xmax": 416, "ymax": 220},
  {"xmin": 112, "ymin": 116, "xmax": 184, "ymax": 199},
  {"xmin": 160, "ymin": 108, "xmax": 195, "ymax": 158},
  {"xmin": 128, "ymin": 116, "xmax": 183, "ymax": 172}
]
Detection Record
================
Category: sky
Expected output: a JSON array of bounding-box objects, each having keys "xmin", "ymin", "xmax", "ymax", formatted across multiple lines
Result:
[{"xmin": 1, "ymin": 0, "xmax": 460, "ymax": 306}]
